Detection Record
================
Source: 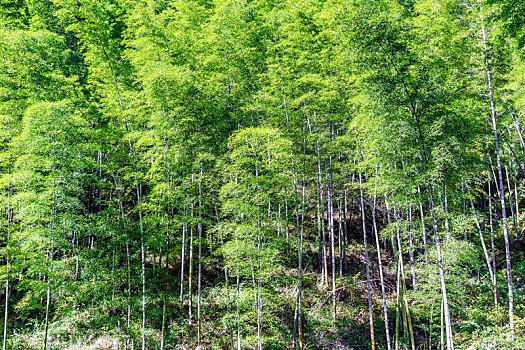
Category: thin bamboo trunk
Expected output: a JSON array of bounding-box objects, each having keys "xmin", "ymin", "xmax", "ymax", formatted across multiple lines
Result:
[
  {"xmin": 514, "ymin": 177, "xmax": 520, "ymax": 223},
  {"xmin": 43, "ymin": 152, "xmax": 57, "ymax": 350},
  {"xmin": 247, "ymin": 254, "xmax": 259, "ymax": 349},
  {"xmin": 391, "ymin": 205, "xmax": 402, "ymax": 350},
  {"xmin": 254, "ymin": 157, "xmax": 262, "ymax": 350},
  {"xmin": 344, "ymin": 191, "xmax": 348, "ymax": 247},
  {"xmin": 128, "ymin": 140, "xmax": 146, "ymax": 350},
  {"xmin": 318, "ymin": 189, "xmax": 325, "ymax": 285},
  {"xmin": 317, "ymin": 139, "xmax": 327, "ymax": 288},
  {"xmin": 236, "ymin": 274, "xmax": 241, "ymax": 350},
  {"xmin": 197, "ymin": 224, "xmax": 202, "ymax": 344},
  {"xmin": 511, "ymin": 113, "xmax": 525, "ymax": 158},
  {"xmin": 338, "ymin": 198, "xmax": 343, "ymax": 277},
  {"xmin": 429, "ymin": 192, "xmax": 453, "ymax": 350},
  {"xmin": 429, "ymin": 301, "xmax": 434, "ymax": 350},
  {"xmin": 322, "ymin": 190, "xmax": 328, "ymax": 288},
  {"xmin": 278, "ymin": 203, "xmax": 281, "ymax": 237},
  {"xmin": 440, "ymin": 299, "xmax": 444, "ymax": 350},
  {"xmin": 488, "ymin": 182, "xmax": 498, "ymax": 306},
  {"xmin": 328, "ymin": 124, "xmax": 336, "ymax": 323},
  {"xmin": 43, "ymin": 238, "xmax": 55, "ymax": 350},
  {"xmin": 396, "ymin": 216, "xmax": 415, "ymax": 350},
  {"xmin": 480, "ymin": 2, "xmax": 514, "ymax": 329},
  {"xmin": 43, "ymin": 276, "xmax": 51, "ymax": 350},
  {"xmin": 285, "ymin": 199, "xmax": 289, "ymax": 244},
  {"xmin": 180, "ymin": 219, "xmax": 187, "ymax": 302},
  {"xmin": 418, "ymin": 185, "xmax": 428, "ymax": 265},
  {"xmin": 505, "ymin": 166, "xmax": 519, "ymax": 238},
  {"xmin": 189, "ymin": 223, "xmax": 194, "ymax": 326},
  {"xmin": 140, "ymin": 193, "xmax": 146, "ymax": 350},
  {"xmin": 328, "ymin": 165, "xmax": 336, "ymax": 322},
  {"xmin": 197, "ymin": 168, "xmax": 203, "ymax": 346},
  {"xmin": 160, "ymin": 242, "xmax": 169, "ymax": 350},
  {"xmin": 111, "ymin": 244, "xmax": 116, "ymax": 303},
  {"xmin": 359, "ymin": 173, "xmax": 376, "ymax": 350},
  {"xmin": 444, "ymin": 186, "xmax": 450, "ymax": 234},
  {"xmin": 235, "ymin": 206, "xmax": 241, "ymax": 350},
  {"xmin": 3, "ymin": 196, "xmax": 9, "ymax": 350},
  {"xmin": 436, "ymin": 239, "xmax": 454, "ymax": 350},
  {"xmin": 469, "ymin": 197, "xmax": 497, "ymax": 306},
  {"xmin": 372, "ymin": 186, "xmax": 391, "ymax": 350},
  {"xmin": 2, "ymin": 253, "xmax": 8, "ymax": 350},
  {"xmin": 108, "ymin": 160, "xmax": 131, "ymax": 334},
  {"xmin": 284, "ymin": 99, "xmax": 303, "ymax": 350},
  {"xmin": 126, "ymin": 239, "xmax": 131, "ymax": 331},
  {"xmin": 407, "ymin": 206, "xmax": 416, "ymax": 289}
]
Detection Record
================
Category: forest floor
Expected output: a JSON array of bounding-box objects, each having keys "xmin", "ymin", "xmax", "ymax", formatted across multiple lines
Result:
[{"xmin": 8, "ymin": 214, "xmax": 525, "ymax": 349}]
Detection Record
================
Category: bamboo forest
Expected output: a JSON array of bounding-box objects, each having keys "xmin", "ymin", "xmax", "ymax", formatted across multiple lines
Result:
[{"xmin": 2, "ymin": 0, "xmax": 525, "ymax": 349}]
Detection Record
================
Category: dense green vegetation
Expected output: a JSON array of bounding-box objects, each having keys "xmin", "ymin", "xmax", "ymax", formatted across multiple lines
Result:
[{"xmin": 1, "ymin": 0, "xmax": 525, "ymax": 349}]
